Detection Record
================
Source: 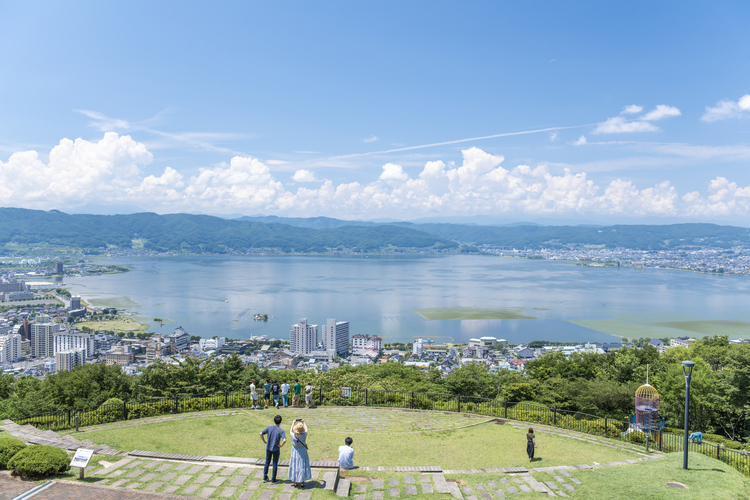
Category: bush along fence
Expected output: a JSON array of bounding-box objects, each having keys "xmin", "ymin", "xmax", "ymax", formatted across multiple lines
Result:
[{"xmin": 13, "ymin": 387, "xmax": 750, "ymax": 476}]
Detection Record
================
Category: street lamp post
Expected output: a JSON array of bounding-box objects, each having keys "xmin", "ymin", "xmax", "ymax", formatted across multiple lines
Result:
[{"xmin": 682, "ymin": 360, "xmax": 695, "ymax": 470}]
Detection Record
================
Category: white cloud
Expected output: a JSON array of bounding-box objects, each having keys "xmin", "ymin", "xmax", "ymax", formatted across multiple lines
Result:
[
  {"xmin": 549, "ymin": 132, "xmax": 559, "ymax": 142},
  {"xmin": 701, "ymin": 94, "xmax": 750, "ymax": 122},
  {"xmin": 292, "ymin": 169, "xmax": 318, "ymax": 183},
  {"xmin": 592, "ymin": 117, "xmax": 659, "ymax": 134},
  {"xmin": 379, "ymin": 163, "xmax": 409, "ymax": 181},
  {"xmin": 573, "ymin": 135, "xmax": 588, "ymax": 146},
  {"xmin": 640, "ymin": 104, "xmax": 681, "ymax": 121},
  {"xmin": 4, "ymin": 135, "xmax": 750, "ymax": 220},
  {"xmin": 621, "ymin": 105, "xmax": 643, "ymax": 115},
  {"xmin": 363, "ymin": 135, "xmax": 379, "ymax": 143}
]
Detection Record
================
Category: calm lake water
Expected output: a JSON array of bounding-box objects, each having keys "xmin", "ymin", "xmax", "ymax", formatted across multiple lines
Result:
[{"xmin": 66, "ymin": 255, "xmax": 750, "ymax": 344}]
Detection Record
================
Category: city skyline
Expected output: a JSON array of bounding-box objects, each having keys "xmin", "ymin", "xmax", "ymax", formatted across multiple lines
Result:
[{"xmin": 1, "ymin": 2, "xmax": 749, "ymax": 223}]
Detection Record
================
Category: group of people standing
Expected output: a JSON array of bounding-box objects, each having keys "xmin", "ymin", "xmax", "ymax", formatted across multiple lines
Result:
[
  {"xmin": 260, "ymin": 414, "xmax": 355, "ymax": 486},
  {"xmin": 250, "ymin": 379, "xmax": 315, "ymax": 409}
]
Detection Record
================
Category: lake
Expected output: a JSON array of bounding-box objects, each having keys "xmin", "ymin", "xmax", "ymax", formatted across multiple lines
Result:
[{"xmin": 66, "ymin": 255, "xmax": 750, "ymax": 344}]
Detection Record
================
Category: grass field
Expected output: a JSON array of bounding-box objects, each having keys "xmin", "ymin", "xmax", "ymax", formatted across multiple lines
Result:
[
  {"xmin": 77, "ymin": 317, "xmax": 147, "ymax": 332},
  {"xmin": 412, "ymin": 307, "xmax": 535, "ymax": 321},
  {"xmin": 76, "ymin": 407, "xmax": 640, "ymax": 469},
  {"xmin": 566, "ymin": 319, "xmax": 688, "ymax": 339},
  {"xmin": 653, "ymin": 320, "xmax": 750, "ymax": 337}
]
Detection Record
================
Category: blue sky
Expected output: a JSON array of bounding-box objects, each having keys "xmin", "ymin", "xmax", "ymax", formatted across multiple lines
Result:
[{"xmin": 1, "ymin": 1, "xmax": 749, "ymax": 223}]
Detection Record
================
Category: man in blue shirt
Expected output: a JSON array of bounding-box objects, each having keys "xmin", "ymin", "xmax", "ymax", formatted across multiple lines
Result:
[{"xmin": 260, "ymin": 415, "xmax": 286, "ymax": 483}]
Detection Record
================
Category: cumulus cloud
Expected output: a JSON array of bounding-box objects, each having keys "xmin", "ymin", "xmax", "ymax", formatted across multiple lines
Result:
[
  {"xmin": 621, "ymin": 105, "xmax": 643, "ymax": 114},
  {"xmin": 363, "ymin": 135, "xmax": 379, "ymax": 143},
  {"xmin": 641, "ymin": 105, "xmax": 681, "ymax": 121},
  {"xmin": 292, "ymin": 169, "xmax": 318, "ymax": 183},
  {"xmin": 701, "ymin": 94, "xmax": 750, "ymax": 122},
  {"xmin": 3, "ymin": 133, "xmax": 750, "ymax": 220},
  {"xmin": 573, "ymin": 135, "xmax": 588, "ymax": 146},
  {"xmin": 549, "ymin": 132, "xmax": 559, "ymax": 142}
]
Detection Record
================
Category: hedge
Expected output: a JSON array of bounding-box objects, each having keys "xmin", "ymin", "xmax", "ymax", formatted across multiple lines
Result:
[
  {"xmin": 7, "ymin": 445, "xmax": 70, "ymax": 478},
  {"xmin": 0, "ymin": 437, "xmax": 27, "ymax": 469}
]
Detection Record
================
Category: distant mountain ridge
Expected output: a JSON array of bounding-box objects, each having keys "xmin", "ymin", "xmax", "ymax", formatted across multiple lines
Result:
[{"xmin": 1, "ymin": 208, "xmax": 748, "ymax": 253}]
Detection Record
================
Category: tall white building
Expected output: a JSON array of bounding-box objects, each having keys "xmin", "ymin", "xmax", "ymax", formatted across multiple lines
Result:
[
  {"xmin": 31, "ymin": 314, "xmax": 62, "ymax": 358},
  {"xmin": 69, "ymin": 296, "xmax": 82, "ymax": 311},
  {"xmin": 56, "ymin": 349, "xmax": 85, "ymax": 371},
  {"xmin": 290, "ymin": 318, "xmax": 318, "ymax": 354},
  {"xmin": 0, "ymin": 333, "xmax": 23, "ymax": 363},
  {"xmin": 413, "ymin": 338, "xmax": 424, "ymax": 356},
  {"xmin": 54, "ymin": 331, "xmax": 94, "ymax": 359},
  {"xmin": 322, "ymin": 319, "xmax": 349, "ymax": 356}
]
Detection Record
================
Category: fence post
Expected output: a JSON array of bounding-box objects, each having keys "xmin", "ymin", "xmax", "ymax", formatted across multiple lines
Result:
[
  {"xmin": 553, "ymin": 406, "xmax": 557, "ymax": 426},
  {"xmin": 67, "ymin": 409, "xmax": 71, "ymax": 427},
  {"xmin": 717, "ymin": 443, "xmax": 721, "ymax": 459},
  {"xmin": 411, "ymin": 391, "xmax": 414, "ymax": 410},
  {"xmin": 604, "ymin": 417, "xmax": 608, "ymax": 435},
  {"xmin": 457, "ymin": 395, "xmax": 461, "ymax": 413},
  {"xmin": 123, "ymin": 401, "xmax": 128, "ymax": 421},
  {"xmin": 175, "ymin": 395, "xmax": 179, "ymax": 414},
  {"xmin": 319, "ymin": 387, "xmax": 322, "ymax": 406},
  {"xmin": 75, "ymin": 413, "xmax": 79, "ymax": 432},
  {"xmin": 658, "ymin": 431, "xmax": 662, "ymax": 452},
  {"xmin": 365, "ymin": 389, "xmax": 368, "ymax": 406},
  {"xmin": 646, "ymin": 434, "xmax": 649, "ymax": 453},
  {"xmin": 224, "ymin": 391, "xmax": 229, "ymax": 409}
]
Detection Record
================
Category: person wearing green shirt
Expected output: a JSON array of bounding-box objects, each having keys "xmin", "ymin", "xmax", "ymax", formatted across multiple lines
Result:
[{"xmin": 292, "ymin": 380, "xmax": 302, "ymax": 407}]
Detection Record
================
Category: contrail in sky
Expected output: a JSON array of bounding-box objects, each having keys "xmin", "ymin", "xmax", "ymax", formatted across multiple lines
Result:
[{"xmin": 322, "ymin": 123, "xmax": 594, "ymax": 160}]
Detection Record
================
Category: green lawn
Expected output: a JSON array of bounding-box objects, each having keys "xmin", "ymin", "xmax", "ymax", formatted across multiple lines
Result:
[
  {"xmin": 412, "ymin": 307, "xmax": 535, "ymax": 320},
  {"xmin": 571, "ymin": 451, "xmax": 750, "ymax": 499},
  {"xmin": 78, "ymin": 408, "xmax": 641, "ymax": 469}
]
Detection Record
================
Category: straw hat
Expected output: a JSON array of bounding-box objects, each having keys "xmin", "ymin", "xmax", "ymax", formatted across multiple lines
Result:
[{"xmin": 293, "ymin": 422, "xmax": 306, "ymax": 435}]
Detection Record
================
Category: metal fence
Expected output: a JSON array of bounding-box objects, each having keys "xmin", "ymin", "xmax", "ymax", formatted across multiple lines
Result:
[{"xmin": 13, "ymin": 387, "xmax": 750, "ymax": 476}]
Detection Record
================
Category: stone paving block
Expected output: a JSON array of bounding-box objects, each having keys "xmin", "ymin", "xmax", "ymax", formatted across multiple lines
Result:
[
  {"xmin": 239, "ymin": 492, "xmax": 255, "ymax": 500},
  {"xmin": 297, "ymin": 493, "xmax": 312, "ymax": 500},
  {"xmin": 432, "ymin": 475, "xmax": 450, "ymax": 494},
  {"xmin": 486, "ymin": 481, "xmax": 497, "ymax": 488},
  {"xmin": 389, "ymin": 478, "xmax": 399, "ymax": 487},
  {"xmin": 156, "ymin": 463, "xmax": 172, "ymax": 472},
  {"xmin": 163, "ymin": 486, "xmax": 179, "ymax": 493},
  {"xmin": 232, "ymin": 475, "xmax": 248, "ymax": 486},
  {"xmin": 389, "ymin": 487, "xmax": 400, "ymax": 497},
  {"xmin": 356, "ymin": 484, "xmax": 368, "ymax": 493},
  {"xmin": 461, "ymin": 486, "xmax": 474, "ymax": 495},
  {"xmin": 475, "ymin": 484, "xmax": 486, "ymax": 491},
  {"xmin": 356, "ymin": 495, "xmax": 365, "ymax": 500},
  {"xmin": 221, "ymin": 466, "xmax": 238, "ymax": 476},
  {"xmin": 112, "ymin": 479, "xmax": 128, "ymax": 487},
  {"xmin": 420, "ymin": 475, "xmax": 432, "ymax": 483},
  {"xmin": 571, "ymin": 478, "xmax": 582, "ymax": 485},
  {"xmin": 405, "ymin": 485, "xmax": 417, "ymax": 495},
  {"xmin": 258, "ymin": 490, "xmax": 274, "ymax": 500},
  {"xmin": 210, "ymin": 477, "xmax": 227, "ymax": 487},
  {"xmin": 447, "ymin": 482, "xmax": 462, "ymax": 499},
  {"xmin": 195, "ymin": 473, "xmax": 212, "ymax": 484},
  {"xmin": 200, "ymin": 487, "xmax": 217, "ymax": 498},
  {"xmin": 144, "ymin": 461, "xmax": 160, "ymax": 469},
  {"xmin": 220, "ymin": 487, "xmax": 238, "ymax": 497},
  {"xmin": 160, "ymin": 472, "xmax": 176, "ymax": 482},
  {"xmin": 373, "ymin": 480, "xmax": 384, "ymax": 489},
  {"xmin": 554, "ymin": 476, "xmax": 566, "ymax": 482},
  {"xmin": 126, "ymin": 470, "xmax": 143, "ymax": 478},
  {"xmin": 183, "ymin": 484, "xmax": 200, "ymax": 495},
  {"xmin": 283, "ymin": 483, "xmax": 296, "ymax": 492},
  {"xmin": 174, "ymin": 462, "xmax": 191, "ymax": 471},
  {"xmin": 404, "ymin": 475, "xmax": 415, "ymax": 484},
  {"xmin": 493, "ymin": 490, "xmax": 505, "ymax": 498},
  {"xmin": 506, "ymin": 486, "xmax": 517, "ymax": 494},
  {"xmin": 512, "ymin": 477, "xmax": 523, "ymax": 484},
  {"xmin": 518, "ymin": 485, "xmax": 531, "ymax": 493},
  {"xmin": 188, "ymin": 465, "xmax": 205, "ymax": 474},
  {"xmin": 563, "ymin": 484, "xmax": 575, "ymax": 492},
  {"xmin": 279, "ymin": 494, "xmax": 292, "ymax": 500},
  {"xmin": 255, "ymin": 469, "xmax": 265, "ymax": 479},
  {"xmin": 145, "ymin": 482, "xmax": 163, "ymax": 491},
  {"xmin": 125, "ymin": 460, "xmax": 143, "ymax": 469},
  {"xmin": 498, "ymin": 478, "xmax": 509, "ymax": 485},
  {"xmin": 480, "ymin": 493, "xmax": 492, "ymax": 500},
  {"xmin": 560, "ymin": 470, "xmax": 572, "ymax": 477},
  {"xmin": 240, "ymin": 467, "xmax": 254, "ymax": 475},
  {"xmin": 109, "ymin": 470, "xmax": 125, "ymax": 478},
  {"xmin": 206, "ymin": 465, "xmax": 222, "ymax": 473},
  {"xmin": 422, "ymin": 484, "xmax": 433, "ymax": 494},
  {"xmin": 174, "ymin": 474, "xmax": 192, "ymax": 485},
  {"xmin": 466, "ymin": 496, "xmax": 477, "ymax": 500},
  {"xmin": 557, "ymin": 492, "xmax": 570, "ymax": 498},
  {"xmin": 247, "ymin": 480, "xmax": 261, "ymax": 490},
  {"xmin": 141, "ymin": 473, "xmax": 158, "ymax": 482},
  {"xmin": 544, "ymin": 481, "xmax": 558, "ymax": 490},
  {"xmin": 373, "ymin": 491, "xmax": 384, "ymax": 500}
]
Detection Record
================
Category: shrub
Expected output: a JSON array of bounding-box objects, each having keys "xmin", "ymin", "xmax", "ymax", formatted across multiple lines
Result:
[
  {"xmin": 7, "ymin": 445, "xmax": 70, "ymax": 478},
  {"xmin": 0, "ymin": 437, "xmax": 27, "ymax": 469}
]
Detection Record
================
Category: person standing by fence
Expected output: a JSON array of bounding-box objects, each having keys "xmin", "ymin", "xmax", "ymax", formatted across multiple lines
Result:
[
  {"xmin": 263, "ymin": 379, "xmax": 271, "ymax": 409},
  {"xmin": 305, "ymin": 382, "xmax": 314, "ymax": 409},
  {"xmin": 250, "ymin": 380, "xmax": 259, "ymax": 409},
  {"xmin": 526, "ymin": 428, "xmax": 536, "ymax": 462},
  {"xmin": 281, "ymin": 380, "xmax": 290, "ymax": 407},
  {"xmin": 292, "ymin": 380, "xmax": 302, "ymax": 407}
]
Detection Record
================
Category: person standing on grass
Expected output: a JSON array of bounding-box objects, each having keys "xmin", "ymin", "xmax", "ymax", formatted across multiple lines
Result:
[
  {"xmin": 338, "ymin": 437, "xmax": 354, "ymax": 470},
  {"xmin": 526, "ymin": 428, "xmax": 536, "ymax": 462},
  {"xmin": 288, "ymin": 419, "xmax": 312, "ymax": 487},
  {"xmin": 250, "ymin": 380, "xmax": 259, "ymax": 409},
  {"xmin": 305, "ymin": 382, "xmax": 314, "ymax": 409},
  {"xmin": 292, "ymin": 380, "xmax": 302, "ymax": 407},
  {"xmin": 272, "ymin": 380, "xmax": 281, "ymax": 408},
  {"xmin": 281, "ymin": 380, "xmax": 290, "ymax": 407},
  {"xmin": 263, "ymin": 379, "xmax": 272, "ymax": 409},
  {"xmin": 260, "ymin": 414, "xmax": 286, "ymax": 484}
]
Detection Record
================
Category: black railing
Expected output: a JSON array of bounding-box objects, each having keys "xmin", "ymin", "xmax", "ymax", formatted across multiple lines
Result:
[{"xmin": 13, "ymin": 387, "xmax": 749, "ymax": 476}]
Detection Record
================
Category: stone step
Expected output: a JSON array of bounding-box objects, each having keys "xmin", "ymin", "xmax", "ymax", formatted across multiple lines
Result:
[
  {"xmin": 336, "ymin": 478, "xmax": 351, "ymax": 497},
  {"xmin": 322, "ymin": 469, "xmax": 340, "ymax": 491}
]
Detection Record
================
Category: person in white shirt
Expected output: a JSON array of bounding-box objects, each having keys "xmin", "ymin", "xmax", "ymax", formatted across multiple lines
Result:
[
  {"xmin": 250, "ymin": 380, "xmax": 259, "ymax": 409},
  {"xmin": 281, "ymin": 380, "xmax": 291, "ymax": 407},
  {"xmin": 338, "ymin": 437, "xmax": 355, "ymax": 470}
]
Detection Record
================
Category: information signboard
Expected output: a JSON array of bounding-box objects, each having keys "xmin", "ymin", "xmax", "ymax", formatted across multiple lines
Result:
[
  {"xmin": 342, "ymin": 387, "xmax": 352, "ymax": 398},
  {"xmin": 70, "ymin": 448, "xmax": 94, "ymax": 469}
]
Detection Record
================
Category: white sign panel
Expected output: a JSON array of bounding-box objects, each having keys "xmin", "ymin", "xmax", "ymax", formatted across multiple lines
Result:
[
  {"xmin": 342, "ymin": 387, "xmax": 352, "ymax": 398},
  {"xmin": 70, "ymin": 448, "xmax": 94, "ymax": 469}
]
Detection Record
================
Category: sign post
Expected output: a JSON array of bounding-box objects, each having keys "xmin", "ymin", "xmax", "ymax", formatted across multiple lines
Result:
[
  {"xmin": 70, "ymin": 448, "xmax": 94, "ymax": 480},
  {"xmin": 342, "ymin": 387, "xmax": 352, "ymax": 398}
]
